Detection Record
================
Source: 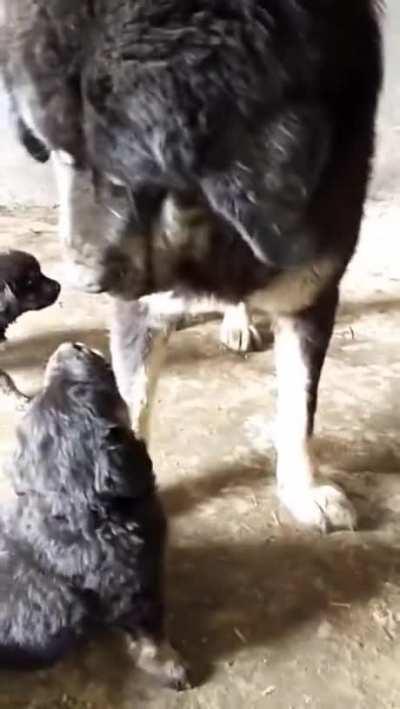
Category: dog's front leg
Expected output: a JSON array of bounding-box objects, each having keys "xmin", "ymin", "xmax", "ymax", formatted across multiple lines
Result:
[
  {"xmin": 109, "ymin": 294, "xmax": 184, "ymax": 443},
  {"xmin": 52, "ymin": 151, "xmax": 129, "ymax": 294},
  {"xmin": 273, "ymin": 286, "xmax": 357, "ymax": 532}
]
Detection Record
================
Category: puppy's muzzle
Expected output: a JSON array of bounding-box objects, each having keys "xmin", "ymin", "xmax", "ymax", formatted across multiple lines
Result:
[{"xmin": 40, "ymin": 276, "xmax": 61, "ymax": 305}]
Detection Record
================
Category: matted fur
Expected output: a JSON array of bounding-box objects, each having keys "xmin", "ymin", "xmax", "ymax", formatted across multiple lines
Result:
[{"xmin": 0, "ymin": 343, "xmax": 188, "ymax": 689}]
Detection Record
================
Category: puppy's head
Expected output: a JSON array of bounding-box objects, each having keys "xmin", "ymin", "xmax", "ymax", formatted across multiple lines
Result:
[
  {"xmin": 15, "ymin": 342, "xmax": 154, "ymax": 504},
  {"xmin": 44, "ymin": 341, "xmax": 113, "ymax": 388},
  {"xmin": 0, "ymin": 250, "xmax": 60, "ymax": 337}
]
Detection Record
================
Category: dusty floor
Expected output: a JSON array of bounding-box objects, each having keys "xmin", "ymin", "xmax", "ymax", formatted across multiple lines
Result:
[{"xmin": 1, "ymin": 201, "xmax": 400, "ymax": 708}]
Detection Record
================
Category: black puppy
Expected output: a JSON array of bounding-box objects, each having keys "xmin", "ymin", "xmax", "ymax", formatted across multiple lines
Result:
[
  {"xmin": 0, "ymin": 249, "xmax": 60, "ymax": 340},
  {"xmin": 0, "ymin": 249, "xmax": 60, "ymax": 406},
  {"xmin": 0, "ymin": 342, "xmax": 188, "ymax": 690}
]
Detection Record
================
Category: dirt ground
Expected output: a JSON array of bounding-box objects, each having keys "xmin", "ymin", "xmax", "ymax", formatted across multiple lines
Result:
[{"xmin": 1, "ymin": 200, "xmax": 400, "ymax": 709}]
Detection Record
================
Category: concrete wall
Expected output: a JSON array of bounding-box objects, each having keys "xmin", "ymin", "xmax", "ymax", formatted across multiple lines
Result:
[
  {"xmin": 0, "ymin": 2, "xmax": 399, "ymax": 206},
  {"xmin": 372, "ymin": 0, "xmax": 400, "ymax": 199}
]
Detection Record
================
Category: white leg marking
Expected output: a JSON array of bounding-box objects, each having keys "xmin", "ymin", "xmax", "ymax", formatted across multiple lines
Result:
[
  {"xmin": 220, "ymin": 302, "xmax": 262, "ymax": 353},
  {"xmin": 112, "ymin": 328, "xmax": 169, "ymax": 444},
  {"xmin": 109, "ymin": 297, "xmax": 178, "ymax": 444},
  {"xmin": 274, "ymin": 316, "xmax": 356, "ymax": 531}
]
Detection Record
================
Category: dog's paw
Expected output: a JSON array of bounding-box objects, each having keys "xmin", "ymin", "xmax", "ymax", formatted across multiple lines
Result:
[
  {"xmin": 280, "ymin": 484, "xmax": 357, "ymax": 533},
  {"xmin": 220, "ymin": 302, "xmax": 262, "ymax": 353}
]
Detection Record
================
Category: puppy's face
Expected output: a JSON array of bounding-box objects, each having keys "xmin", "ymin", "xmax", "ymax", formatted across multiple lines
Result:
[
  {"xmin": 0, "ymin": 251, "xmax": 60, "ymax": 326},
  {"xmin": 44, "ymin": 342, "xmax": 113, "ymax": 387},
  {"xmin": 26, "ymin": 342, "xmax": 153, "ymax": 502}
]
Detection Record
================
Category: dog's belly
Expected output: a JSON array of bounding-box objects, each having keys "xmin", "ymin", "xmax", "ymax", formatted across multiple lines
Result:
[
  {"xmin": 248, "ymin": 257, "xmax": 338, "ymax": 316},
  {"xmin": 146, "ymin": 195, "xmax": 339, "ymax": 317},
  {"xmin": 137, "ymin": 254, "xmax": 338, "ymax": 327}
]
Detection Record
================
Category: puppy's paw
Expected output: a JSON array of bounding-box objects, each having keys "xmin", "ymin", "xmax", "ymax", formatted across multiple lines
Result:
[
  {"xmin": 160, "ymin": 653, "xmax": 190, "ymax": 692},
  {"xmin": 0, "ymin": 371, "xmax": 31, "ymax": 412},
  {"xmin": 130, "ymin": 636, "xmax": 191, "ymax": 691},
  {"xmin": 280, "ymin": 484, "xmax": 357, "ymax": 533},
  {"xmin": 220, "ymin": 302, "xmax": 262, "ymax": 353},
  {"xmin": 15, "ymin": 395, "xmax": 32, "ymax": 413}
]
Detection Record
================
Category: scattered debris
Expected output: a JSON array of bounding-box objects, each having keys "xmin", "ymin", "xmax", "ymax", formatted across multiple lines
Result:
[
  {"xmin": 261, "ymin": 686, "xmax": 276, "ymax": 697},
  {"xmin": 371, "ymin": 601, "xmax": 398, "ymax": 640},
  {"xmin": 271, "ymin": 511, "xmax": 281, "ymax": 527},
  {"xmin": 233, "ymin": 627, "xmax": 247, "ymax": 644}
]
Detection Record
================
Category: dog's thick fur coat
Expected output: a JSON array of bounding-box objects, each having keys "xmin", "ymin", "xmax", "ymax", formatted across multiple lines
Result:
[
  {"xmin": 0, "ymin": 343, "xmax": 187, "ymax": 689},
  {"xmin": 4, "ymin": 1, "xmax": 383, "ymax": 531}
]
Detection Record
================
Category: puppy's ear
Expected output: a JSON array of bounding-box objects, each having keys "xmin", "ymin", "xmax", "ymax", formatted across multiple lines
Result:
[
  {"xmin": 94, "ymin": 426, "xmax": 154, "ymax": 500},
  {"xmin": 0, "ymin": 283, "xmax": 19, "ymax": 324}
]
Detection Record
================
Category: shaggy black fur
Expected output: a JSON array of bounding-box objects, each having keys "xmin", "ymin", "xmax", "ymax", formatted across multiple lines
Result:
[
  {"xmin": 0, "ymin": 343, "xmax": 187, "ymax": 688},
  {"xmin": 4, "ymin": 1, "xmax": 382, "ymax": 298}
]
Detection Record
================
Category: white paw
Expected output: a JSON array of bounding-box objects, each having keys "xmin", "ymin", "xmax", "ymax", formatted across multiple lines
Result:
[
  {"xmin": 280, "ymin": 484, "xmax": 357, "ymax": 533},
  {"xmin": 15, "ymin": 395, "xmax": 32, "ymax": 413},
  {"xmin": 159, "ymin": 654, "xmax": 190, "ymax": 692},
  {"xmin": 133, "ymin": 638, "xmax": 190, "ymax": 691},
  {"xmin": 220, "ymin": 302, "xmax": 262, "ymax": 353}
]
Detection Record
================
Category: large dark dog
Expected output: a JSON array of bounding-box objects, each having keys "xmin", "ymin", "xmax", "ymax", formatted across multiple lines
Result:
[
  {"xmin": 5, "ymin": 1, "xmax": 383, "ymax": 531},
  {"xmin": 0, "ymin": 249, "xmax": 60, "ymax": 405},
  {"xmin": 0, "ymin": 342, "xmax": 188, "ymax": 689}
]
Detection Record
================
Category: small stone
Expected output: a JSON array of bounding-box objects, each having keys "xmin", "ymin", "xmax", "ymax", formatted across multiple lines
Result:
[{"xmin": 317, "ymin": 620, "xmax": 333, "ymax": 639}]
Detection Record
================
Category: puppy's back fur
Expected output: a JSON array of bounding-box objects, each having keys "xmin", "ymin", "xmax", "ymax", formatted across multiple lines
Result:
[{"xmin": 0, "ymin": 345, "xmax": 166, "ymax": 669}]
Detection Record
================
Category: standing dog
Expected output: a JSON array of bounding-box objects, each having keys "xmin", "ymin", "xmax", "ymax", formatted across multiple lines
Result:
[
  {"xmin": 5, "ymin": 1, "xmax": 383, "ymax": 531},
  {"xmin": 0, "ymin": 249, "xmax": 60, "ymax": 405},
  {"xmin": 0, "ymin": 342, "xmax": 188, "ymax": 689}
]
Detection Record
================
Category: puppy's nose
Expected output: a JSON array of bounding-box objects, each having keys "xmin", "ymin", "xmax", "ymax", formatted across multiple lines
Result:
[
  {"xmin": 51, "ymin": 279, "xmax": 61, "ymax": 297},
  {"xmin": 44, "ymin": 277, "xmax": 61, "ymax": 299},
  {"xmin": 72, "ymin": 342, "xmax": 89, "ymax": 353}
]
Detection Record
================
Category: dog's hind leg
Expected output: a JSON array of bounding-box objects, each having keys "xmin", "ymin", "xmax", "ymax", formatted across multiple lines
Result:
[{"xmin": 273, "ymin": 286, "xmax": 357, "ymax": 532}]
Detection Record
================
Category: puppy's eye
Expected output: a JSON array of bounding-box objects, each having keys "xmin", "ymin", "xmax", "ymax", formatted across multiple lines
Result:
[{"xmin": 24, "ymin": 273, "xmax": 38, "ymax": 289}]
